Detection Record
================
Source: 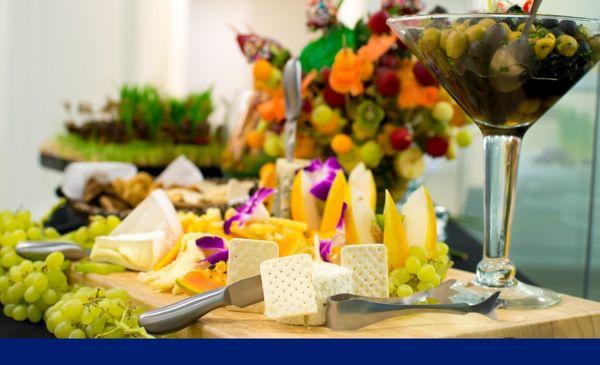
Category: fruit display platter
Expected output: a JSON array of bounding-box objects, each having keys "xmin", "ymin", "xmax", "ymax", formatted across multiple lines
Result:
[{"xmin": 70, "ymin": 269, "xmax": 600, "ymax": 338}]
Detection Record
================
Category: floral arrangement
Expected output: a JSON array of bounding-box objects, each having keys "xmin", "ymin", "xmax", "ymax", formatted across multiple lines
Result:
[
  {"xmin": 42, "ymin": 85, "xmax": 224, "ymax": 169},
  {"xmin": 223, "ymin": 0, "xmax": 473, "ymax": 199}
]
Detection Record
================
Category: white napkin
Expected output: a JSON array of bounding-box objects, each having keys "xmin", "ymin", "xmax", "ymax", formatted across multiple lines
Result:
[
  {"xmin": 62, "ymin": 162, "xmax": 138, "ymax": 200},
  {"xmin": 156, "ymin": 155, "xmax": 204, "ymax": 188}
]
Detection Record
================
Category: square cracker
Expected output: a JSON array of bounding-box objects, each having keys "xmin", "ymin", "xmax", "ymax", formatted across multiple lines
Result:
[
  {"xmin": 259, "ymin": 254, "xmax": 318, "ymax": 319},
  {"xmin": 341, "ymin": 244, "xmax": 389, "ymax": 298},
  {"xmin": 227, "ymin": 238, "xmax": 279, "ymax": 285},
  {"xmin": 227, "ymin": 238, "xmax": 279, "ymax": 313}
]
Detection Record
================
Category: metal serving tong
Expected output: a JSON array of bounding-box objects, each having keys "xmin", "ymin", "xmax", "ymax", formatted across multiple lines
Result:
[
  {"xmin": 326, "ymin": 289, "xmax": 501, "ymax": 331},
  {"xmin": 138, "ymin": 278, "xmax": 499, "ymax": 335},
  {"xmin": 15, "ymin": 241, "xmax": 89, "ymax": 261}
]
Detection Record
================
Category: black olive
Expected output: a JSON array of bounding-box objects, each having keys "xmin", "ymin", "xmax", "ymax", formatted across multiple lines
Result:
[
  {"xmin": 507, "ymin": 5, "xmax": 524, "ymax": 14},
  {"xmin": 576, "ymin": 40, "xmax": 592, "ymax": 58},
  {"xmin": 483, "ymin": 23, "xmax": 507, "ymax": 50},
  {"xmin": 540, "ymin": 19, "xmax": 559, "ymax": 29},
  {"xmin": 559, "ymin": 20, "xmax": 577, "ymax": 36},
  {"xmin": 551, "ymin": 28, "xmax": 565, "ymax": 38},
  {"xmin": 429, "ymin": 6, "xmax": 447, "ymax": 14},
  {"xmin": 504, "ymin": 18, "xmax": 517, "ymax": 30}
]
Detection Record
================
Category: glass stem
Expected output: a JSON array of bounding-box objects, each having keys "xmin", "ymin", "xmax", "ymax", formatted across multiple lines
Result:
[{"xmin": 476, "ymin": 134, "xmax": 522, "ymax": 288}]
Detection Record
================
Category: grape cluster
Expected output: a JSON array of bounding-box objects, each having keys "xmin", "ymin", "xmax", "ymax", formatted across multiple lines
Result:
[
  {"xmin": 388, "ymin": 243, "xmax": 453, "ymax": 298},
  {"xmin": 0, "ymin": 210, "xmax": 60, "ymax": 247},
  {"xmin": 45, "ymin": 286, "xmax": 151, "ymax": 338},
  {"xmin": 64, "ymin": 215, "xmax": 121, "ymax": 249},
  {"xmin": 0, "ymin": 250, "xmax": 70, "ymax": 323}
]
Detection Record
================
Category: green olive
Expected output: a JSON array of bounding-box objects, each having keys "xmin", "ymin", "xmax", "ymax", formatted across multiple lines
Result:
[
  {"xmin": 534, "ymin": 37, "xmax": 555, "ymax": 60},
  {"xmin": 439, "ymin": 29, "xmax": 452, "ymax": 50},
  {"xmin": 507, "ymin": 31, "xmax": 521, "ymax": 42},
  {"xmin": 517, "ymin": 23, "xmax": 536, "ymax": 32},
  {"xmin": 445, "ymin": 31, "xmax": 468, "ymax": 59},
  {"xmin": 575, "ymin": 25, "xmax": 590, "ymax": 40},
  {"xmin": 556, "ymin": 34, "xmax": 578, "ymax": 56},
  {"xmin": 589, "ymin": 35, "xmax": 600, "ymax": 52},
  {"xmin": 419, "ymin": 28, "xmax": 441, "ymax": 52},
  {"xmin": 478, "ymin": 18, "xmax": 496, "ymax": 30},
  {"xmin": 518, "ymin": 99, "xmax": 541, "ymax": 115},
  {"xmin": 465, "ymin": 24, "xmax": 486, "ymax": 43}
]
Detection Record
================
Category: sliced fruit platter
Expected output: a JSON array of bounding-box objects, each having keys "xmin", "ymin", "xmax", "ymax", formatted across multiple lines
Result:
[
  {"xmin": 40, "ymin": 85, "xmax": 224, "ymax": 172},
  {"xmin": 0, "ymin": 156, "xmax": 456, "ymax": 338}
]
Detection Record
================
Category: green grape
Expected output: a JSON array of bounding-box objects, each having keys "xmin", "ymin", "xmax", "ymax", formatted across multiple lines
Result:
[
  {"xmin": 435, "ymin": 242, "xmax": 449, "ymax": 256},
  {"xmin": 15, "ymin": 211, "xmax": 31, "ymax": 227},
  {"xmin": 10, "ymin": 230, "xmax": 27, "ymax": 246},
  {"xmin": 27, "ymin": 304, "xmax": 42, "ymax": 323},
  {"xmin": 32, "ymin": 272, "xmax": 48, "ymax": 292},
  {"xmin": 3, "ymin": 303, "xmax": 15, "ymax": 317},
  {"xmin": 434, "ymin": 254, "xmax": 449, "ymax": 266},
  {"xmin": 24, "ymin": 286, "xmax": 41, "ymax": 303},
  {"xmin": 2, "ymin": 218, "xmax": 18, "ymax": 232},
  {"xmin": 45, "ymin": 252, "xmax": 64, "ymax": 270},
  {"xmin": 0, "ymin": 266, "xmax": 4, "ymax": 276},
  {"xmin": 61, "ymin": 299, "xmax": 84, "ymax": 321},
  {"xmin": 432, "ymin": 101, "xmax": 454, "ymax": 123},
  {"xmin": 455, "ymin": 129, "xmax": 472, "ymax": 147},
  {"xmin": 33, "ymin": 261, "xmax": 44, "ymax": 270},
  {"xmin": 429, "ymin": 273, "xmax": 441, "ymax": 286},
  {"xmin": 409, "ymin": 246, "xmax": 428, "ymax": 264},
  {"xmin": 0, "ymin": 245, "xmax": 13, "ymax": 256},
  {"xmin": 74, "ymin": 261, "xmax": 125, "ymax": 275},
  {"xmin": 42, "ymin": 288, "xmax": 59, "ymax": 305},
  {"xmin": 106, "ymin": 216, "xmax": 121, "ymax": 232},
  {"xmin": 86, "ymin": 317, "xmax": 106, "ymax": 337},
  {"xmin": 69, "ymin": 329, "xmax": 86, "ymax": 339},
  {"xmin": 389, "ymin": 268, "xmax": 411, "ymax": 286},
  {"xmin": 24, "ymin": 272, "xmax": 35, "ymax": 286},
  {"xmin": 417, "ymin": 264, "xmax": 437, "ymax": 282},
  {"xmin": 54, "ymin": 321, "xmax": 74, "ymax": 338},
  {"xmin": 405, "ymin": 256, "xmax": 422, "ymax": 274},
  {"xmin": 106, "ymin": 288, "xmax": 129, "ymax": 301},
  {"xmin": 0, "ymin": 233, "xmax": 11, "ymax": 246},
  {"xmin": 26, "ymin": 227, "xmax": 43, "ymax": 241},
  {"xmin": 0, "ymin": 276, "xmax": 10, "ymax": 292},
  {"xmin": 11, "ymin": 304, "xmax": 28, "ymax": 321},
  {"xmin": 311, "ymin": 104, "xmax": 333, "ymax": 126},
  {"xmin": 73, "ymin": 227, "xmax": 89, "ymax": 245},
  {"xmin": 89, "ymin": 220, "xmax": 107, "ymax": 238},
  {"xmin": 1, "ymin": 252, "xmax": 19, "ymax": 268},
  {"xmin": 74, "ymin": 286, "xmax": 95, "ymax": 300},
  {"xmin": 43, "ymin": 227, "xmax": 60, "ymax": 239},
  {"xmin": 9, "ymin": 266, "xmax": 22, "ymax": 283},
  {"xmin": 108, "ymin": 302, "xmax": 125, "ymax": 318},
  {"xmin": 35, "ymin": 299, "xmax": 49, "ymax": 313},
  {"xmin": 47, "ymin": 270, "xmax": 67, "ymax": 289},
  {"xmin": 46, "ymin": 311, "xmax": 64, "ymax": 332},
  {"xmin": 19, "ymin": 260, "xmax": 34, "ymax": 276},
  {"xmin": 396, "ymin": 284, "xmax": 414, "ymax": 298},
  {"xmin": 417, "ymin": 281, "xmax": 435, "ymax": 292},
  {"xmin": 81, "ymin": 307, "xmax": 94, "ymax": 325}
]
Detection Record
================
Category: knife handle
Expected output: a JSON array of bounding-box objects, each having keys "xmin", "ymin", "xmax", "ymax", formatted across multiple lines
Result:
[
  {"xmin": 15, "ymin": 241, "xmax": 88, "ymax": 261},
  {"xmin": 139, "ymin": 286, "xmax": 228, "ymax": 335}
]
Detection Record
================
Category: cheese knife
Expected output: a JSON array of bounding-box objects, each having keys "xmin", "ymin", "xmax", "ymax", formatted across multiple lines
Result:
[
  {"xmin": 282, "ymin": 57, "xmax": 302, "ymax": 162},
  {"xmin": 139, "ymin": 275, "xmax": 263, "ymax": 335},
  {"xmin": 15, "ymin": 241, "xmax": 90, "ymax": 261}
]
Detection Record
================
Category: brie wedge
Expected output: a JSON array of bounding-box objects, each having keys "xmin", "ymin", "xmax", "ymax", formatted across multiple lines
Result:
[{"xmin": 90, "ymin": 231, "xmax": 169, "ymax": 272}]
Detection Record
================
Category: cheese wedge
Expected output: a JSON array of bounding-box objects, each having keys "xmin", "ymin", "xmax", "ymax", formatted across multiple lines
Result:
[
  {"xmin": 276, "ymin": 261, "xmax": 353, "ymax": 326},
  {"xmin": 111, "ymin": 189, "xmax": 182, "ymax": 247},
  {"xmin": 90, "ymin": 231, "xmax": 170, "ymax": 272}
]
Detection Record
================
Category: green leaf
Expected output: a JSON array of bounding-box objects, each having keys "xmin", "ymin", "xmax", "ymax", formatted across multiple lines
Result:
[
  {"xmin": 353, "ymin": 19, "xmax": 371, "ymax": 49},
  {"xmin": 299, "ymin": 25, "xmax": 356, "ymax": 73}
]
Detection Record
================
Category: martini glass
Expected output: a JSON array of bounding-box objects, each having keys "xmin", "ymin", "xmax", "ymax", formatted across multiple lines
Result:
[{"xmin": 388, "ymin": 14, "xmax": 600, "ymax": 309}]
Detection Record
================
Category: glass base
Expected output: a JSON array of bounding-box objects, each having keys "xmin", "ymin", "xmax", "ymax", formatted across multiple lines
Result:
[{"xmin": 451, "ymin": 280, "xmax": 561, "ymax": 310}]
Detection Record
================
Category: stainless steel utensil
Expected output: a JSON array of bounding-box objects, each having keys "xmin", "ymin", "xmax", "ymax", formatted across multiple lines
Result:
[
  {"xmin": 139, "ymin": 275, "xmax": 263, "ymax": 335},
  {"xmin": 282, "ymin": 57, "xmax": 302, "ymax": 162},
  {"xmin": 15, "ymin": 241, "xmax": 89, "ymax": 261},
  {"xmin": 326, "ymin": 291, "xmax": 501, "ymax": 331}
]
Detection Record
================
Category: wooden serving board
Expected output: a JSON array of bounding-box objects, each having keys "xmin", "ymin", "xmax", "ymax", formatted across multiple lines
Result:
[{"xmin": 70, "ymin": 269, "xmax": 600, "ymax": 338}]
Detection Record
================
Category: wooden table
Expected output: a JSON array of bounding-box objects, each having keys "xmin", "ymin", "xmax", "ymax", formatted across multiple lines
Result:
[{"xmin": 70, "ymin": 269, "xmax": 600, "ymax": 338}]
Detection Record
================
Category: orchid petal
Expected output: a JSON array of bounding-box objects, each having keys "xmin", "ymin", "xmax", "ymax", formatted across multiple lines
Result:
[{"xmin": 223, "ymin": 187, "xmax": 276, "ymax": 234}]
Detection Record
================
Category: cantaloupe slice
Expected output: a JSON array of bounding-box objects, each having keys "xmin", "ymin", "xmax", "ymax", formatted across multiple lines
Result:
[
  {"xmin": 175, "ymin": 269, "xmax": 226, "ymax": 296},
  {"xmin": 401, "ymin": 186, "xmax": 437, "ymax": 256},
  {"xmin": 290, "ymin": 169, "xmax": 322, "ymax": 230}
]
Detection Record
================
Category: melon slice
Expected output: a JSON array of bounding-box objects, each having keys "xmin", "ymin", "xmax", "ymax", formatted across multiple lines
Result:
[
  {"xmin": 320, "ymin": 171, "xmax": 347, "ymax": 233},
  {"xmin": 383, "ymin": 190, "xmax": 409, "ymax": 269},
  {"xmin": 175, "ymin": 269, "xmax": 226, "ymax": 296},
  {"xmin": 349, "ymin": 163, "xmax": 377, "ymax": 212},
  {"xmin": 401, "ymin": 186, "xmax": 437, "ymax": 256},
  {"xmin": 344, "ymin": 187, "xmax": 381, "ymax": 244}
]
